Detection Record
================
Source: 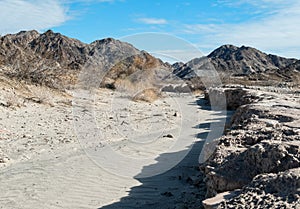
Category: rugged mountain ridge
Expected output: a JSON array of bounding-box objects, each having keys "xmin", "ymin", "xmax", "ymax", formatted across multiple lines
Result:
[
  {"xmin": 0, "ymin": 30, "xmax": 169, "ymax": 89},
  {"xmin": 173, "ymin": 44, "xmax": 300, "ymax": 87},
  {"xmin": 207, "ymin": 45, "xmax": 297, "ymax": 74},
  {"xmin": 1, "ymin": 30, "xmax": 300, "ymax": 90}
]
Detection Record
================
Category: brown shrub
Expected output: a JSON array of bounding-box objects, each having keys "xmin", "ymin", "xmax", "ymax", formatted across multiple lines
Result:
[{"xmin": 132, "ymin": 88, "xmax": 161, "ymax": 103}]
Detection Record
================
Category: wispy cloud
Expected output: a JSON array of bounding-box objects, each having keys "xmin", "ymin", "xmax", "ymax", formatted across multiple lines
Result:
[
  {"xmin": 0, "ymin": 0, "xmax": 68, "ymax": 35},
  {"xmin": 137, "ymin": 18, "xmax": 168, "ymax": 25},
  {"xmin": 183, "ymin": 0, "xmax": 300, "ymax": 58}
]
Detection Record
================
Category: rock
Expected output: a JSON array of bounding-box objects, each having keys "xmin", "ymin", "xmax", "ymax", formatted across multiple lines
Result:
[
  {"xmin": 161, "ymin": 84, "xmax": 191, "ymax": 93},
  {"xmin": 163, "ymin": 134, "xmax": 174, "ymax": 138},
  {"xmin": 204, "ymin": 87, "xmax": 260, "ymax": 110},
  {"xmin": 204, "ymin": 141, "xmax": 300, "ymax": 196},
  {"xmin": 0, "ymin": 99, "xmax": 9, "ymax": 107},
  {"xmin": 201, "ymin": 87, "xmax": 300, "ymax": 208},
  {"xmin": 202, "ymin": 190, "xmax": 240, "ymax": 209},
  {"xmin": 216, "ymin": 168, "xmax": 300, "ymax": 209}
]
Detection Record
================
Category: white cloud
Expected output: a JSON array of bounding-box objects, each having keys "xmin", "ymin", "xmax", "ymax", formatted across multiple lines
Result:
[
  {"xmin": 186, "ymin": 0, "xmax": 300, "ymax": 58},
  {"xmin": 137, "ymin": 18, "xmax": 168, "ymax": 25},
  {"xmin": 0, "ymin": 0, "xmax": 68, "ymax": 35}
]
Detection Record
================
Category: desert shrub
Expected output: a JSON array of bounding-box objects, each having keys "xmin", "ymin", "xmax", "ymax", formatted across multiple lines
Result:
[{"xmin": 132, "ymin": 88, "xmax": 161, "ymax": 103}]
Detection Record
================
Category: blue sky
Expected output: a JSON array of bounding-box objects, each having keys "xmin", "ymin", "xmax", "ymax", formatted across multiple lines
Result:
[{"xmin": 1, "ymin": 0, "xmax": 300, "ymax": 61}]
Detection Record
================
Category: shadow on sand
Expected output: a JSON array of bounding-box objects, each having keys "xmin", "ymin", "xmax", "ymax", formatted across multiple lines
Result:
[{"xmin": 99, "ymin": 97, "xmax": 229, "ymax": 209}]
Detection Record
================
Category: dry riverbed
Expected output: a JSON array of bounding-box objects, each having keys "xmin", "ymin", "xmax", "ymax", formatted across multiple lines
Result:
[{"xmin": 0, "ymin": 83, "xmax": 227, "ymax": 209}]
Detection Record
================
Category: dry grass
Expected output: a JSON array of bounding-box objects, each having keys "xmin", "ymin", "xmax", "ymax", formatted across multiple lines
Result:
[
  {"xmin": 0, "ymin": 74, "xmax": 67, "ymax": 108},
  {"xmin": 132, "ymin": 88, "xmax": 161, "ymax": 103},
  {"xmin": 113, "ymin": 72, "xmax": 161, "ymax": 103},
  {"xmin": 114, "ymin": 78, "xmax": 137, "ymax": 94}
]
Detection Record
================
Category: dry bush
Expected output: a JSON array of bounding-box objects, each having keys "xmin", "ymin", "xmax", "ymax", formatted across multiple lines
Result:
[
  {"xmin": 114, "ymin": 68, "xmax": 161, "ymax": 102},
  {"xmin": 114, "ymin": 78, "xmax": 136, "ymax": 94},
  {"xmin": 114, "ymin": 74, "xmax": 154, "ymax": 94},
  {"xmin": 4, "ymin": 59, "xmax": 67, "ymax": 90},
  {"xmin": 26, "ymin": 86, "xmax": 55, "ymax": 106},
  {"xmin": 132, "ymin": 88, "xmax": 161, "ymax": 103}
]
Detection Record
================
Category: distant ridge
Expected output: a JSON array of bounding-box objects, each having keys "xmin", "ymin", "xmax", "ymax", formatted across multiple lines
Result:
[
  {"xmin": 0, "ymin": 30, "xmax": 299, "ymax": 89},
  {"xmin": 173, "ymin": 44, "xmax": 300, "ymax": 86},
  {"xmin": 208, "ymin": 44, "xmax": 297, "ymax": 75}
]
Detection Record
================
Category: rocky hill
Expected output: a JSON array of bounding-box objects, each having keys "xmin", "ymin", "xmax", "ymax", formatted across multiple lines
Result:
[
  {"xmin": 208, "ymin": 45, "xmax": 296, "ymax": 74},
  {"xmin": 0, "ymin": 30, "xmax": 169, "ymax": 90},
  {"xmin": 1, "ymin": 30, "xmax": 300, "ymax": 91},
  {"xmin": 173, "ymin": 45, "xmax": 300, "ymax": 87}
]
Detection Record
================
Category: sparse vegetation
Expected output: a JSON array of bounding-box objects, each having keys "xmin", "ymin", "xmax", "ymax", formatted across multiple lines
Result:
[{"xmin": 132, "ymin": 88, "xmax": 161, "ymax": 102}]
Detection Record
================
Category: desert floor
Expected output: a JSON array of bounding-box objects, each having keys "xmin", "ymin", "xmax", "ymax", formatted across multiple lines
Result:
[{"xmin": 0, "ymin": 87, "xmax": 228, "ymax": 209}]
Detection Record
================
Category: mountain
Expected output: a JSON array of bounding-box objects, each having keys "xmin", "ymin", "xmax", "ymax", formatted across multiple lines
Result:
[
  {"xmin": 173, "ymin": 44, "xmax": 300, "ymax": 87},
  {"xmin": 1, "ymin": 30, "xmax": 299, "ymax": 90},
  {"xmin": 208, "ymin": 45, "xmax": 297, "ymax": 75},
  {"xmin": 0, "ymin": 30, "xmax": 169, "ymax": 89}
]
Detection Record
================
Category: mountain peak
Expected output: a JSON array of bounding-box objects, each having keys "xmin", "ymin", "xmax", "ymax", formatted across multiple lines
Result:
[
  {"xmin": 16, "ymin": 30, "xmax": 39, "ymax": 36},
  {"xmin": 208, "ymin": 44, "xmax": 261, "ymax": 57},
  {"xmin": 221, "ymin": 44, "xmax": 239, "ymax": 49},
  {"xmin": 45, "ymin": 29, "xmax": 54, "ymax": 33},
  {"xmin": 208, "ymin": 44, "xmax": 239, "ymax": 60},
  {"xmin": 1, "ymin": 30, "xmax": 40, "ymax": 44},
  {"xmin": 173, "ymin": 43, "xmax": 299, "ymax": 84},
  {"xmin": 0, "ymin": 30, "xmax": 170, "ymax": 89},
  {"xmin": 207, "ymin": 44, "xmax": 296, "ymax": 76},
  {"xmin": 90, "ymin": 37, "xmax": 119, "ymax": 45},
  {"xmin": 40, "ymin": 30, "xmax": 67, "ymax": 40}
]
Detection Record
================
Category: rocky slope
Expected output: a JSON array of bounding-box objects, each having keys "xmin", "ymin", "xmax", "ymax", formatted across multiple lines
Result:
[
  {"xmin": 201, "ymin": 86, "xmax": 300, "ymax": 208},
  {"xmin": 173, "ymin": 45, "xmax": 300, "ymax": 87},
  {"xmin": 0, "ymin": 30, "xmax": 169, "ymax": 90},
  {"xmin": 2, "ymin": 30, "xmax": 300, "ymax": 91},
  {"xmin": 208, "ymin": 45, "xmax": 296, "ymax": 75}
]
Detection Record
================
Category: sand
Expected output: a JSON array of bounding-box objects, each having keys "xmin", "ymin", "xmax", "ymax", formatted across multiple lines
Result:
[{"xmin": 0, "ymin": 87, "xmax": 227, "ymax": 209}]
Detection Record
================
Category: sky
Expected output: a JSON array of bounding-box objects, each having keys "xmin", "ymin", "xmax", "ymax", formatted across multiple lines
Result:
[{"xmin": 1, "ymin": 0, "xmax": 300, "ymax": 62}]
